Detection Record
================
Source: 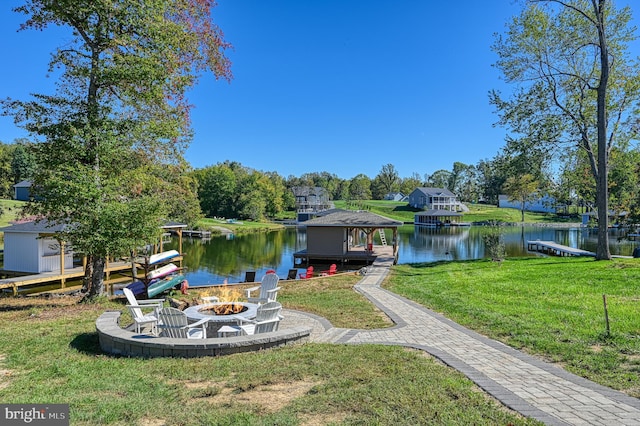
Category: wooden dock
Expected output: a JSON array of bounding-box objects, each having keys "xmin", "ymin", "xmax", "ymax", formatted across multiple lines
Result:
[
  {"xmin": 294, "ymin": 245, "xmax": 397, "ymax": 265},
  {"xmin": 0, "ymin": 260, "xmax": 137, "ymax": 296},
  {"xmin": 526, "ymin": 240, "xmax": 595, "ymax": 257},
  {"xmin": 182, "ymin": 230, "xmax": 212, "ymax": 238}
]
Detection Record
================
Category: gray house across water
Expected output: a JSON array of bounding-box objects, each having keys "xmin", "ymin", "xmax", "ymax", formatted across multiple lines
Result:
[
  {"xmin": 408, "ymin": 187, "xmax": 468, "ymax": 226},
  {"xmin": 292, "ymin": 186, "xmax": 334, "ymax": 222}
]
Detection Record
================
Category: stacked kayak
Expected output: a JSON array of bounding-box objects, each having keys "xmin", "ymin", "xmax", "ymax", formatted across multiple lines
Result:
[
  {"xmin": 148, "ymin": 250, "xmax": 180, "ymax": 265},
  {"xmin": 147, "ymin": 263, "xmax": 178, "ymax": 280},
  {"xmin": 126, "ymin": 250, "xmax": 184, "ymax": 298},
  {"xmin": 126, "ymin": 274, "xmax": 185, "ymax": 298}
]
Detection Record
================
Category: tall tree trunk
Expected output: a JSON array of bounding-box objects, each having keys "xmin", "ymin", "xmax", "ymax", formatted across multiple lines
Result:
[
  {"xmin": 81, "ymin": 255, "xmax": 93, "ymax": 294},
  {"xmin": 81, "ymin": 256, "xmax": 106, "ymax": 300},
  {"xmin": 594, "ymin": 0, "xmax": 611, "ymax": 260},
  {"xmin": 92, "ymin": 257, "xmax": 106, "ymax": 296},
  {"xmin": 595, "ymin": 166, "xmax": 610, "ymax": 259}
]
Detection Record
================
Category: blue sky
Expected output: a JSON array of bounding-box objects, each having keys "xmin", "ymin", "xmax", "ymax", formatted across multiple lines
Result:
[{"xmin": 1, "ymin": 1, "xmax": 639, "ymax": 180}]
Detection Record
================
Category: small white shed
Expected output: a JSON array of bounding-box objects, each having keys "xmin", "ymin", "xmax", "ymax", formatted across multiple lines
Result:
[{"xmin": 1, "ymin": 220, "xmax": 74, "ymax": 273}]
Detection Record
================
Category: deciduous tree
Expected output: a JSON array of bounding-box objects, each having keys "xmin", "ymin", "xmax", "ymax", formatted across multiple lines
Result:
[
  {"xmin": 2, "ymin": 0, "xmax": 232, "ymax": 298},
  {"xmin": 399, "ymin": 173, "xmax": 423, "ymax": 196},
  {"xmin": 348, "ymin": 174, "xmax": 372, "ymax": 200},
  {"xmin": 372, "ymin": 164, "xmax": 400, "ymax": 199},
  {"xmin": 503, "ymin": 174, "xmax": 540, "ymax": 222},
  {"xmin": 491, "ymin": 0, "xmax": 640, "ymax": 259},
  {"xmin": 425, "ymin": 169, "xmax": 453, "ymax": 189},
  {"xmin": 10, "ymin": 139, "xmax": 36, "ymax": 185}
]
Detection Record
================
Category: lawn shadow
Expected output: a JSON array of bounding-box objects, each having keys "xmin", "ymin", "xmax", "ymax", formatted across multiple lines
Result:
[
  {"xmin": 70, "ymin": 332, "xmax": 103, "ymax": 355},
  {"xmin": 402, "ymin": 258, "xmax": 488, "ymax": 269},
  {"xmin": 0, "ymin": 303, "xmax": 49, "ymax": 312}
]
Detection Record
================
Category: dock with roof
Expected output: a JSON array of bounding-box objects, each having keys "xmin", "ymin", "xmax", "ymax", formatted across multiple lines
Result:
[{"xmin": 294, "ymin": 209, "xmax": 403, "ymax": 265}]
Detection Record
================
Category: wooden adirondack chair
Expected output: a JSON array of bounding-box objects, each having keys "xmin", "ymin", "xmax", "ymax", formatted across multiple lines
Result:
[
  {"xmin": 217, "ymin": 302, "xmax": 283, "ymax": 337},
  {"xmin": 321, "ymin": 264, "xmax": 337, "ymax": 276},
  {"xmin": 299, "ymin": 266, "xmax": 314, "ymax": 279}
]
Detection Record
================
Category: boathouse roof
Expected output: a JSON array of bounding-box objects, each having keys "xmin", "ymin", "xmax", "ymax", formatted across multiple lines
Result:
[
  {"xmin": 415, "ymin": 209, "xmax": 462, "ymax": 217},
  {"xmin": 304, "ymin": 209, "xmax": 403, "ymax": 228},
  {"xmin": 162, "ymin": 221, "xmax": 188, "ymax": 229}
]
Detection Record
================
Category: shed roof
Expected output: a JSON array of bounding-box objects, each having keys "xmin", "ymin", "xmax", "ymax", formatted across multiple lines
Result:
[
  {"xmin": 304, "ymin": 209, "xmax": 403, "ymax": 228},
  {"xmin": 13, "ymin": 180, "xmax": 32, "ymax": 188},
  {"xmin": 0, "ymin": 219, "xmax": 70, "ymax": 234}
]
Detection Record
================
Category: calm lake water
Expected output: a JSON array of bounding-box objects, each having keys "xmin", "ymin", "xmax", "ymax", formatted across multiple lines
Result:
[{"xmin": 166, "ymin": 225, "xmax": 638, "ymax": 286}]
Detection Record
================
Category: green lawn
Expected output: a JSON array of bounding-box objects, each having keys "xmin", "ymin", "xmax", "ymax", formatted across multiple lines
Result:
[
  {"xmin": 0, "ymin": 277, "xmax": 539, "ymax": 425},
  {"xmin": 0, "ymin": 199, "xmax": 27, "ymax": 250},
  {"xmin": 197, "ymin": 217, "xmax": 284, "ymax": 235},
  {"xmin": 0, "ymin": 199, "xmax": 26, "ymax": 228},
  {"xmin": 386, "ymin": 256, "xmax": 640, "ymax": 397},
  {"xmin": 333, "ymin": 199, "xmax": 571, "ymax": 224},
  {"xmin": 4, "ymin": 257, "xmax": 638, "ymax": 423}
]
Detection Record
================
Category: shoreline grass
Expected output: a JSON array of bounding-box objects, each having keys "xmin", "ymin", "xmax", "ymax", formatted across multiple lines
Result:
[
  {"xmin": 386, "ymin": 256, "xmax": 640, "ymax": 397},
  {"xmin": 333, "ymin": 199, "xmax": 578, "ymax": 224},
  {"xmin": 196, "ymin": 217, "xmax": 284, "ymax": 235}
]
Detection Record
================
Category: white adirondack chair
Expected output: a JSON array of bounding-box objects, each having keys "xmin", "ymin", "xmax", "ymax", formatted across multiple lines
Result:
[
  {"xmin": 123, "ymin": 287, "xmax": 164, "ymax": 335},
  {"xmin": 235, "ymin": 301, "xmax": 283, "ymax": 336},
  {"xmin": 156, "ymin": 307, "xmax": 212, "ymax": 339},
  {"xmin": 245, "ymin": 273, "xmax": 281, "ymax": 304}
]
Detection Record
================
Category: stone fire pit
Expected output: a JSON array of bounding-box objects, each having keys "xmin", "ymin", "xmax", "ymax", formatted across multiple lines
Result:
[{"xmin": 184, "ymin": 302, "xmax": 258, "ymax": 334}]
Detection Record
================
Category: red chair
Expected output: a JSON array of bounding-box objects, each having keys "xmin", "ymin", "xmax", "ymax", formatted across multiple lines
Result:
[
  {"xmin": 321, "ymin": 264, "xmax": 337, "ymax": 276},
  {"xmin": 299, "ymin": 266, "xmax": 314, "ymax": 279}
]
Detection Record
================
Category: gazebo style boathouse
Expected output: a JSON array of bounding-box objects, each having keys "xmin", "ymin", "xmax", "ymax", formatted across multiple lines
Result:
[{"xmin": 294, "ymin": 209, "xmax": 403, "ymax": 265}]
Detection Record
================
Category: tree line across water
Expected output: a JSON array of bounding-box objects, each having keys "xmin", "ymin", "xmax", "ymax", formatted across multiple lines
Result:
[{"xmin": 3, "ymin": 140, "xmax": 639, "ymax": 227}]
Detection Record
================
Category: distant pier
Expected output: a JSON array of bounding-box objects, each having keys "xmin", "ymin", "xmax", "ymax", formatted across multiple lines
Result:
[
  {"xmin": 182, "ymin": 230, "xmax": 212, "ymax": 238},
  {"xmin": 526, "ymin": 240, "xmax": 594, "ymax": 257}
]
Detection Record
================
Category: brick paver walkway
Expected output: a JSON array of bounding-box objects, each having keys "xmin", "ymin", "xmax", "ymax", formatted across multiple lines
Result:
[{"xmin": 283, "ymin": 263, "xmax": 640, "ymax": 426}]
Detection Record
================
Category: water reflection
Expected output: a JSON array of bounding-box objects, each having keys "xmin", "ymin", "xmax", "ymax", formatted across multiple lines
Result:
[
  {"xmin": 167, "ymin": 226, "xmax": 637, "ymax": 286},
  {"xmin": 166, "ymin": 229, "xmax": 302, "ymax": 285}
]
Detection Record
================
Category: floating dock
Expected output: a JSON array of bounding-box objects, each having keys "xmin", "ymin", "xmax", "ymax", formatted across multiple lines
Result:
[
  {"xmin": 526, "ymin": 240, "xmax": 595, "ymax": 257},
  {"xmin": 182, "ymin": 230, "xmax": 212, "ymax": 238}
]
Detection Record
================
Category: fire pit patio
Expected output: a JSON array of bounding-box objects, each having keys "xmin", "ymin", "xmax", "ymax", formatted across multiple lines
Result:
[
  {"xmin": 96, "ymin": 308, "xmax": 314, "ymax": 358},
  {"xmin": 184, "ymin": 302, "xmax": 258, "ymax": 335}
]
